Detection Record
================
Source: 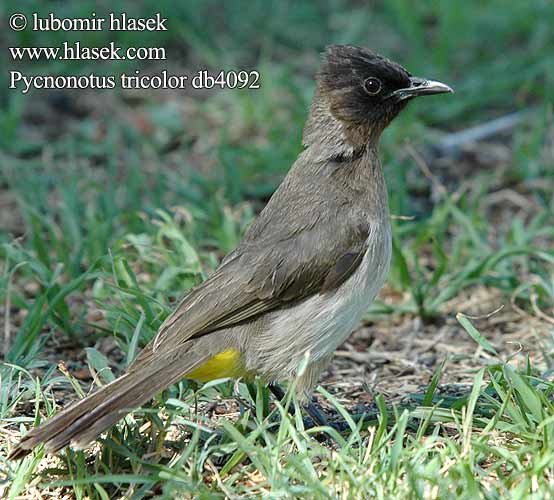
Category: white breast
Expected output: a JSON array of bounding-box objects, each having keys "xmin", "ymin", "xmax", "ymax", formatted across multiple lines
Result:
[{"xmin": 247, "ymin": 220, "xmax": 392, "ymax": 380}]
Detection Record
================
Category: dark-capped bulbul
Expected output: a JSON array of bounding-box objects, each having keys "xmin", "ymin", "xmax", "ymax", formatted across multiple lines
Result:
[{"xmin": 9, "ymin": 45, "xmax": 452, "ymax": 459}]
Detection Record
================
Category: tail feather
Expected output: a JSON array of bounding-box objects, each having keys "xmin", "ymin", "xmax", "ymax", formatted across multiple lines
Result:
[{"xmin": 8, "ymin": 346, "xmax": 211, "ymax": 459}]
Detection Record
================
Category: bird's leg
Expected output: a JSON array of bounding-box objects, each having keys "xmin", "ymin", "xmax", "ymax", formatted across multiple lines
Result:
[
  {"xmin": 269, "ymin": 384, "xmax": 328, "ymax": 426},
  {"xmin": 304, "ymin": 399, "xmax": 328, "ymax": 426}
]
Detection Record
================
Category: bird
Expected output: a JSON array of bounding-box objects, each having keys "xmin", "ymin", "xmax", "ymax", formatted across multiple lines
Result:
[{"xmin": 9, "ymin": 45, "xmax": 452, "ymax": 459}]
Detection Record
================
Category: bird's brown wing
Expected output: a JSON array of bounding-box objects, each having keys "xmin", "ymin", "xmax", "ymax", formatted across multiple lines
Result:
[{"xmin": 131, "ymin": 207, "xmax": 369, "ymax": 366}]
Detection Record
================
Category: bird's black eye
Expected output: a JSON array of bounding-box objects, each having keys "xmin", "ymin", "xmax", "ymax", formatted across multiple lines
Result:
[{"xmin": 363, "ymin": 77, "xmax": 382, "ymax": 95}]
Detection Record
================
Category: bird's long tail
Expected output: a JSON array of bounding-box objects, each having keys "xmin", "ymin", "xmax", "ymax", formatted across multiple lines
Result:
[{"xmin": 8, "ymin": 344, "xmax": 211, "ymax": 460}]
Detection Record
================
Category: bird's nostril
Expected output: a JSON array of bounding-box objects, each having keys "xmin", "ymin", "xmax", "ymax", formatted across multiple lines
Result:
[{"xmin": 409, "ymin": 77, "xmax": 427, "ymax": 88}]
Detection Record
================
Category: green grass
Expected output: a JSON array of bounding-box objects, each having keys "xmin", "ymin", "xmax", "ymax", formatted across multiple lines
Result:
[{"xmin": 1, "ymin": 0, "xmax": 554, "ymax": 498}]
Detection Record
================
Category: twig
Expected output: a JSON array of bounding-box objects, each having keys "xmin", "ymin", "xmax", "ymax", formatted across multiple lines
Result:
[
  {"xmin": 463, "ymin": 304, "xmax": 505, "ymax": 320},
  {"xmin": 430, "ymin": 108, "xmax": 535, "ymax": 157},
  {"xmin": 510, "ymin": 278, "xmax": 554, "ymax": 326},
  {"xmin": 206, "ymin": 458, "xmax": 239, "ymax": 499},
  {"xmin": 405, "ymin": 141, "xmax": 448, "ymax": 198},
  {"xmin": 530, "ymin": 293, "xmax": 554, "ymax": 326},
  {"xmin": 483, "ymin": 189, "xmax": 537, "ymax": 212},
  {"xmin": 390, "ymin": 214, "xmax": 416, "ymax": 221}
]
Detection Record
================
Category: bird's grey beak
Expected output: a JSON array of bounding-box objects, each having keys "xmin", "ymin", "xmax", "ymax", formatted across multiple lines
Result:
[{"xmin": 391, "ymin": 77, "xmax": 453, "ymax": 101}]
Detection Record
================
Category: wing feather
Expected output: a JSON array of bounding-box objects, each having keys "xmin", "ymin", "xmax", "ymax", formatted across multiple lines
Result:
[{"xmin": 130, "ymin": 172, "xmax": 371, "ymax": 368}]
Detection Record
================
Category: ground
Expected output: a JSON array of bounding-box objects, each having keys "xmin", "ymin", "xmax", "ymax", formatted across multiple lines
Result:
[{"xmin": 1, "ymin": 1, "xmax": 554, "ymax": 498}]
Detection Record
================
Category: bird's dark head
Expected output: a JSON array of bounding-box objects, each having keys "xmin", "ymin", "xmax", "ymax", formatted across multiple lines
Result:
[{"xmin": 304, "ymin": 45, "xmax": 452, "ymax": 152}]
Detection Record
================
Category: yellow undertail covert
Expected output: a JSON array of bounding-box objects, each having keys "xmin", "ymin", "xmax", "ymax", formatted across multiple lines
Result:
[{"xmin": 185, "ymin": 348, "xmax": 244, "ymax": 383}]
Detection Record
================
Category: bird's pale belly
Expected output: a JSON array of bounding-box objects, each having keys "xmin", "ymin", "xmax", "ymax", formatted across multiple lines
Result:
[{"xmin": 185, "ymin": 221, "xmax": 391, "ymax": 388}]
